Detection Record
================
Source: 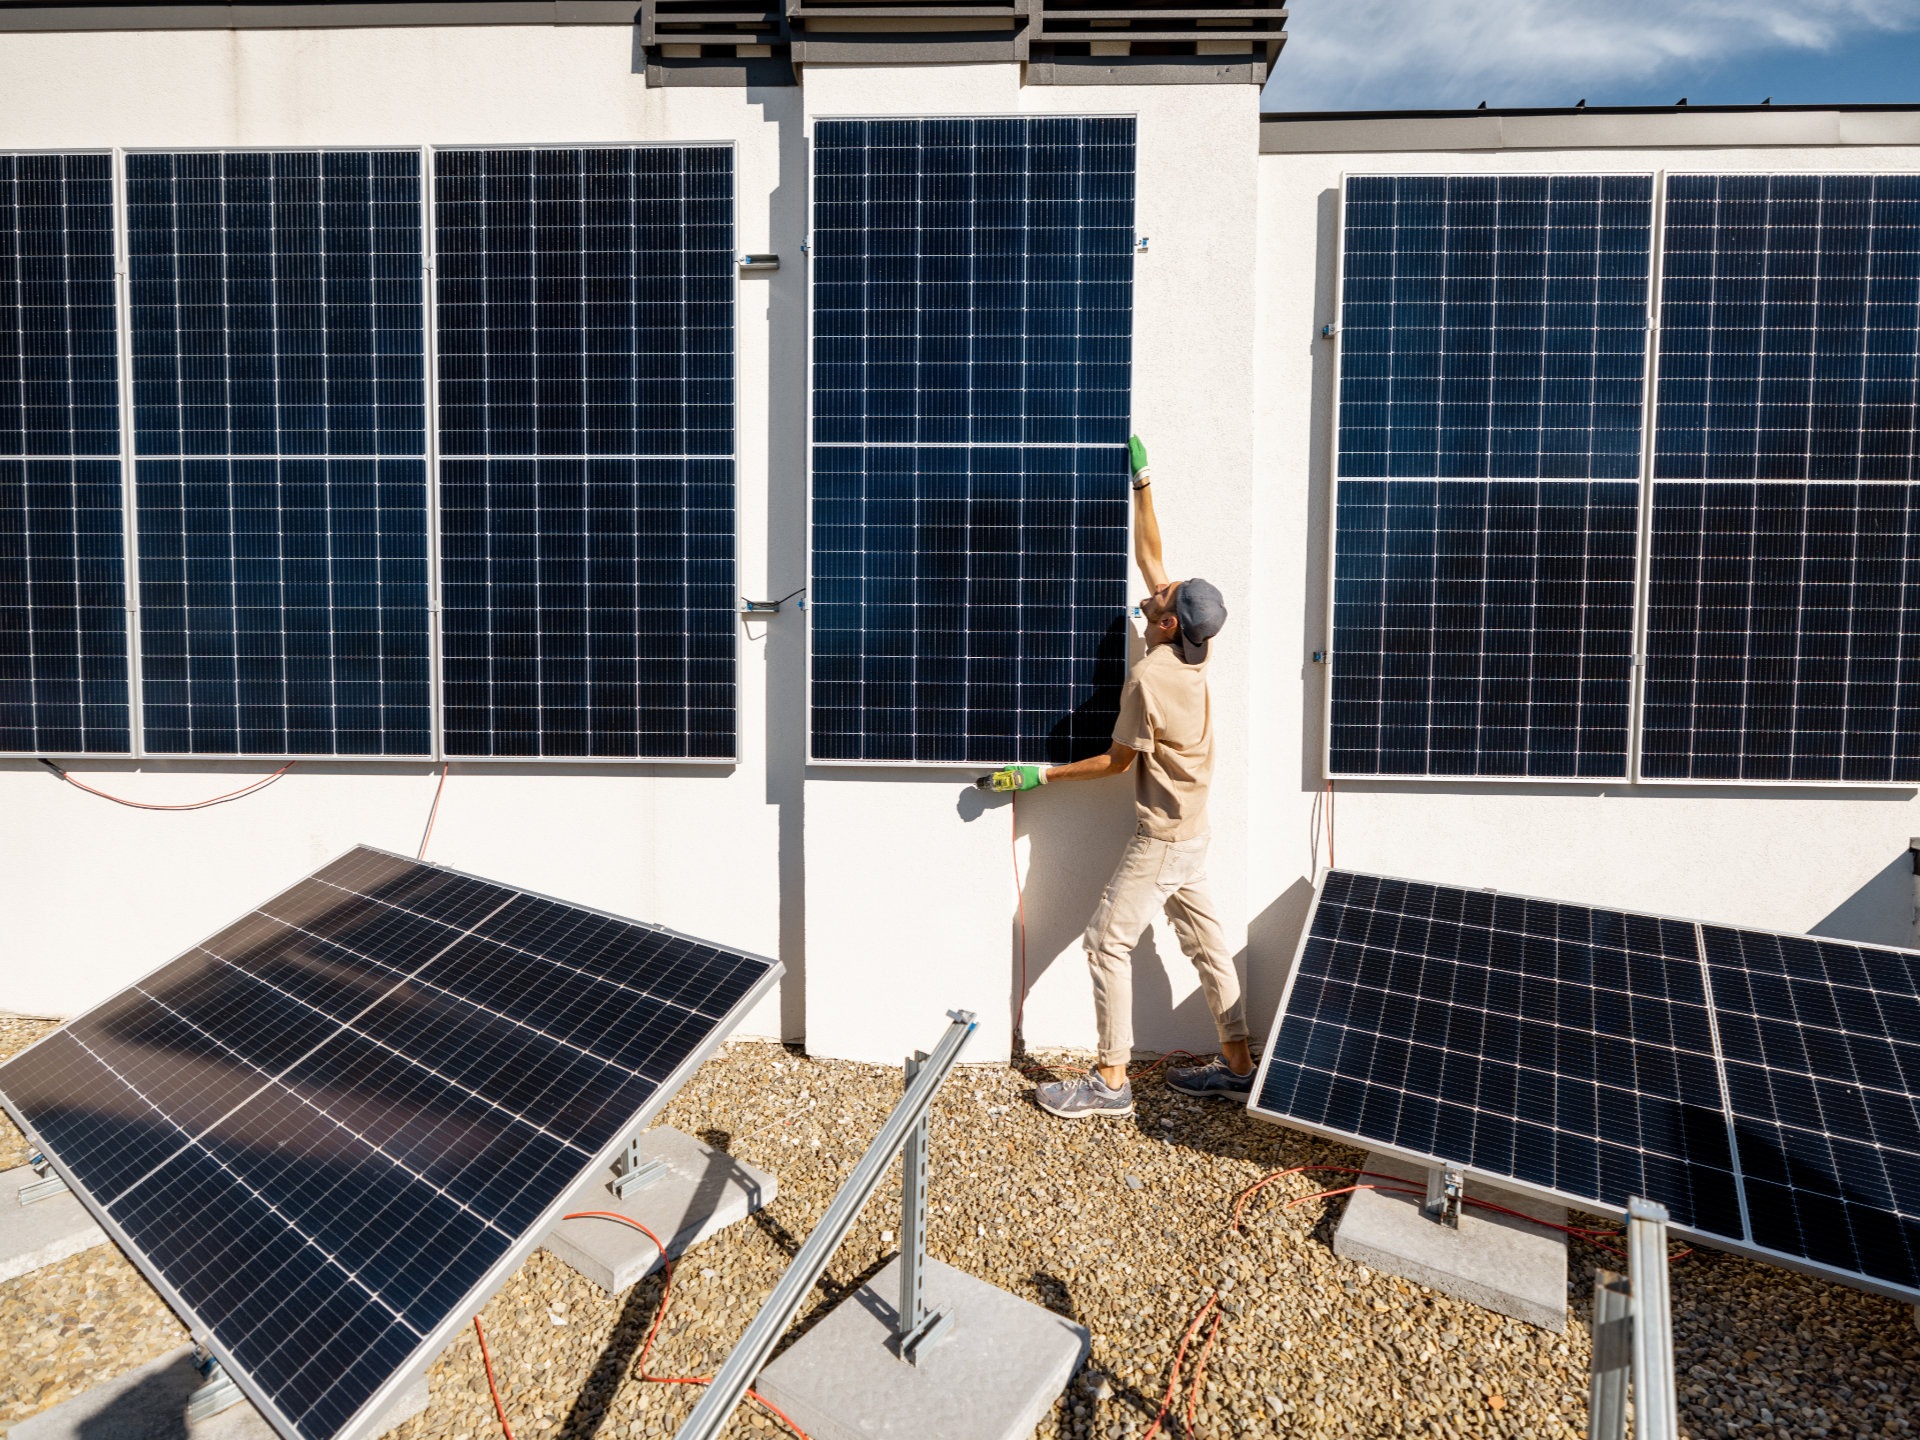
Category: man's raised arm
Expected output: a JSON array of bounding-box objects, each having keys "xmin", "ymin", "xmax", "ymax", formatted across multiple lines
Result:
[{"xmin": 1129, "ymin": 434, "xmax": 1168, "ymax": 591}]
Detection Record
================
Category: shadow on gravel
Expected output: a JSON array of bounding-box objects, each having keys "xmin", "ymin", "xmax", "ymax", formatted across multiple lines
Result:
[{"xmin": 557, "ymin": 1271, "xmax": 666, "ymax": 1440}]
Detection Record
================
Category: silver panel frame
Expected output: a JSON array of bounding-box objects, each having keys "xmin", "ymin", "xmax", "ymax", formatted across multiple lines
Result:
[
  {"xmin": 0, "ymin": 146, "xmax": 140, "ymax": 761},
  {"xmin": 424, "ymin": 140, "xmax": 742, "ymax": 766},
  {"xmin": 1319, "ymin": 170, "xmax": 1659, "ymax": 786},
  {"xmin": 1633, "ymin": 170, "xmax": 1920, "ymax": 789},
  {"xmin": 802, "ymin": 110, "xmax": 1141, "ymax": 769},
  {"xmin": 1243, "ymin": 864, "xmax": 1920, "ymax": 1307},
  {"xmin": 116, "ymin": 144, "xmax": 440, "ymax": 763},
  {"xmin": 0, "ymin": 841, "xmax": 783, "ymax": 1440}
]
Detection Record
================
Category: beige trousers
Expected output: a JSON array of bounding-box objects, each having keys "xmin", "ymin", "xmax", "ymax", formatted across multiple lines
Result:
[{"xmin": 1083, "ymin": 828, "xmax": 1249, "ymax": 1068}]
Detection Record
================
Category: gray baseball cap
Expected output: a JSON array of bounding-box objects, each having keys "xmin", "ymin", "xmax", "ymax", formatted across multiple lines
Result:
[{"xmin": 1174, "ymin": 578, "xmax": 1227, "ymax": 664}]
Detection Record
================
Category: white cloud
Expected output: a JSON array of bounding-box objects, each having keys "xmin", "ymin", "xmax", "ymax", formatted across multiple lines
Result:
[{"xmin": 1266, "ymin": 0, "xmax": 1920, "ymax": 110}]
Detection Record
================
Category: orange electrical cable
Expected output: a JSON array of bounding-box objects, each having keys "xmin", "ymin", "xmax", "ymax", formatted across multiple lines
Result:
[
  {"xmin": 1140, "ymin": 1290, "xmax": 1219, "ymax": 1440},
  {"xmin": 1185, "ymin": 1305, "xmax": 1225, "ymax": 1434},
  {"xmin": 38, "ymin": 757, "xmax": 296, "ymax": 810},
  {"xmin": 472, "ymin": 1317, "xmax": 514, "ymax": 1440},
  {"xmin": 515, "ymin": 1210, "xmax": 814, "ymax": 1440}
]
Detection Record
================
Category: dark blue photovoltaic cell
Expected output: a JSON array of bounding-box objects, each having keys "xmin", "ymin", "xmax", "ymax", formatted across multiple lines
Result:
[
  {"xmin": 1254, "ymin": 871, "xmax": 1745, "ymax": 1235},
  {"xmin": 1328, "ymin": 175, "xmax": 1652, "ymax": 781},
  {"xmin": 813, "ymin": 116, "xmax": 1133, "ymax": 447},
  {"xmin": 1643, "ymin": 482, "xmax": 1920, "ymax": 783},
  {"xmin": 1327, "ymin": 479, "xmax": 1638, "ymax": 778},
  {"xmin": 1703, "ymin": 926, "xmax": 1920, "ymax": 1293},
  {"xmin": 811, "ymin": 444, "xmax": 1127, "ymax": 763},
  {"xmin": 0, "ymin": 846, "xmax": 776, "ymax": 1440},
  {"xmin": 1655, "ymin": 173, "xmax": 1920, "ymax": 483},
  {"xmin": 1338, "ymin": 174, "xmax": 1654, "ymax": 481},
  {"xmin": 126, "ymin": 151, "xmax": 431, "ymax": 756},
  {"xmin": 0, "ymin": 153, "xmax": 129, "ymax": 753},
  {"xmin": 133, "ymin": 458, "xmax": 430, "ymax": 756},
  {"xmin": 1, "ymin": 459, "xmax": 130, "ymax": 752},
  {"xmin": 810, "ymin": 116, "xmax": 1135, "ymax": 764},
  {"xmin": 434, "ymin": 147, "xmax": 736, "ymax": 759}
]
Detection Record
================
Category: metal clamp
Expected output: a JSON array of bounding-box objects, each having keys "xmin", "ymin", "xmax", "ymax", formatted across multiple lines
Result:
[
  {"xmin": 609, "ymin": 1136, "xmax": 668, "ymax": 1201},
  {"xmin": 1423, "ymin": 1166, "xmax": 1463, "ymax": 1228},
  {"xmin": 187, "ymin": 1350, "xmax": 244, "ymax": 1422},
  {"xmin": 738, "ymin": 254, "xmax": 780, "ymax": 272},
  {"xmin": 19, "ymin": 1153, "xmax": 71, "ymax": 1207}
]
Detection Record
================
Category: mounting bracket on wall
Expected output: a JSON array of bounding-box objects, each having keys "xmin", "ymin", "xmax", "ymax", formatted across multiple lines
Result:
[
  {"xmin": 741, "ymin": 588, "xmax": 807, "ymax": 616},
  {"xmin": 738, "ymin": 253, "xmax": 780, "ymax": 272}
]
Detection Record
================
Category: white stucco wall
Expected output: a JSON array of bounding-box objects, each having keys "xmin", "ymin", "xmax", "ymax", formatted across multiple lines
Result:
[
  {"xmin": 1247, "ymin": 135, "xmax": 1920, "ymax": 1053},
  {"xmin": 5, "ymin": 27, "xmax": 1913, "ymax": 1075},
  {"xmin": 0, "ymin": 26, "xmax": 806, "ymax": 1037},
  {"xmin": 797, "ymin": 67, "xmax": 1261, "ymax": 1065}
]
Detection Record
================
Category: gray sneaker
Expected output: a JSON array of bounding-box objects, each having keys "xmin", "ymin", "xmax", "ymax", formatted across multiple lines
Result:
[
  {"xmin": 1034, "ymin": 1071, "xmax": 1134, "ymax": 1119},
  {"xmin": 1166, "ymin": 1056, "xmax": 1256, "ymax": 1100}
]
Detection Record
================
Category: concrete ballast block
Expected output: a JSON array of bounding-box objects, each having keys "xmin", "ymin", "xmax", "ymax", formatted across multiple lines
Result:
[
  {"xmin": 5, "ymin": 1344, "xmax": 427, "ymax": 1440},
  {"xmin": 543, "ymin": 1126, "xmax": 776, "ymax": 1292},
  {"xmin": 1332, "ymin": 1151, "xmax": 1569, "ymax": 1332},
  {"xmin": 0, "ymin": 1164, "xmax": 108, "ymax": 1284},
  {"xmin": 753, "ymin": 1256, "xmax": 1090, "ymax": 1440}
]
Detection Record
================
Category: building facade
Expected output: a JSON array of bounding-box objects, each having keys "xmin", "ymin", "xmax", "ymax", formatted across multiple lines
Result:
[{"xmin": 3, "ymin": 4, "xmax": 1917, "ymax": 1074}]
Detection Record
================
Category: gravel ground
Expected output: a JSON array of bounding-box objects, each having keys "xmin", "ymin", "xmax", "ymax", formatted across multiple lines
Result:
[{"xmin": 2, "ymin": 1015, "xmax": 1916, "ymax": 1440}]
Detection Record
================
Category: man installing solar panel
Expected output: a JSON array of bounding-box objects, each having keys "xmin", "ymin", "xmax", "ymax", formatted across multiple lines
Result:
[{"xmin": 982, "ymin": 435, "xmax": 1254, "ymax": 1119}]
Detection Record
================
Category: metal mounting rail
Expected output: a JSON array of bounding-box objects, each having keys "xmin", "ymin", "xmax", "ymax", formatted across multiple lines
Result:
[
  {"xmin": 672, "ymin": 1010, "xmax": 977, "ymax": 1440},
  {"xmin": 1587, "ymin": 1197, "xmax": 1677, "ymax": 1440}
]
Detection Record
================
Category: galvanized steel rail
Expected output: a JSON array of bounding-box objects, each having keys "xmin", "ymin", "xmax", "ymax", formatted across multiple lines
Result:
[{"xmin": 673, "ymin": 1009, "xmax": 978, "ymax": 1440}]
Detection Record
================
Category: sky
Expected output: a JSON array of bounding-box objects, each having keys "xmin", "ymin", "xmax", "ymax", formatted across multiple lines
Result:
[{"xmin": 1260, "ymin": 0, "xmax": 1920, "ymax": 112}]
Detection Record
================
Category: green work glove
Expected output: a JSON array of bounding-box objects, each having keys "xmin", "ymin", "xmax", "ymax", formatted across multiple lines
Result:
[
  {"xmin": 987, "ymin": 764, "xmax": 1048, "ymax": 793},
  {"xmin": 1127, "ymin": 434, "xmax": 1151, "ymax": 489}
]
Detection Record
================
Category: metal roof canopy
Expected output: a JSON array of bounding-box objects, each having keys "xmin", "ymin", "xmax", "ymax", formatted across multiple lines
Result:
[{"xmin": 1262, "ymin": 103, "xmax": 1920, "ymax": 154}]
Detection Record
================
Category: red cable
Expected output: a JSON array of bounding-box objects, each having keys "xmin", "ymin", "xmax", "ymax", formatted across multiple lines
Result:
[
  {"xmin": 1140, "ymin": 1291, "xmax": 1218, "ymax": 1440},
  {"xmin": 1185, "ymin": 1306, "xmax": 1224, "ymax": 1434},
  {"xmin": 493, "ymin": 1210, "xmax": 812, "ymax": 1440},
  {"xmin": 472, "ymin": 1317, "xmax": 514, "ymax": 1440},
  {"xmin": 417, "ymin": 761, "xmax": 450, "ymax": 861},
  {"xmin": 39, "ymin": 758, "xmax": 296, "ymax": 811}
]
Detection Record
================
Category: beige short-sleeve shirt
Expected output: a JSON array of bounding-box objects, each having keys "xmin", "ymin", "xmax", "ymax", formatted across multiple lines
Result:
[{"xmin": 1112, "ymin": 642, "xmax": 1213, "ymax": 841}]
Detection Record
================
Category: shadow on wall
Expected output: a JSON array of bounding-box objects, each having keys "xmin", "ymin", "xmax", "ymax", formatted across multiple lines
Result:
[{"xmin": 1809, "ymin": 849, "xmax": 1916, "ymax": 950}]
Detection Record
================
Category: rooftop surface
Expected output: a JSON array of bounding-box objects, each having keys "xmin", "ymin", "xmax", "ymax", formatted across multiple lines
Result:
[{"xmin": 2, "ymin": 1016, "xmax": 1914, "ymax": 1440}]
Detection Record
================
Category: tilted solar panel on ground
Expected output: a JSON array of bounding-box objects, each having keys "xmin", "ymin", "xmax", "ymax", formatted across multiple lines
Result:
[
  {"xmin": 0, "ymin": 152, "xmax": 131, "ymax": 755},
  {"xmin": 809, "ymin": 115, "xmax": 1134, "ymax": 765},
  {"xmin": 0, "ymin": 847, "xmax": 780, "ymax": 1440},
  {"xmin": 125, "ymin": 151, "xmax": 432, "ymax": 757},
  {"xmin": 1251, "ymin": 870, "xmax": 1920, "ymax": 1301},
  {"xmin": 1327, "ymin": 174, "xmax": 1654, "ymax": 781},
  {"xmin": 434, "ymin": 145, "xmax": 736, "ymax": 760},
  {"xmin": 1644, "ymin": 173, "xmax": 1920, "ymax": 784}
]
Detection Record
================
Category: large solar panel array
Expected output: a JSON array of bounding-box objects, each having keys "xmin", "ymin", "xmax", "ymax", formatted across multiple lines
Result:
[
  {"xmin": 1252, "ymin": 870, "xmax": 1920, "ymax": 1299},
  {"xmin": 0, "ymin": 846, "xmax": 779, "ymax": 1440},
  {"xmin": 0, "ymin": 152, "xmax": 130, "ymax": 755},
  {"xmin": 434, "ymin": 146, "xmax": 736, "ymax": 759},
  {"xmin": 809, "ymin": 116, "xmax": 1134, "ymax": 765},
  {"xmin": 1327, "ymin": 175, "xmax": 1654, "ymax": 780},
  {"xmin": 125, "ymin": 151, "xmax": 432, "ymax": 757},
  {"xmin": 1642, "ymin": 174, "xmax": 1920, "ymax": 782}
]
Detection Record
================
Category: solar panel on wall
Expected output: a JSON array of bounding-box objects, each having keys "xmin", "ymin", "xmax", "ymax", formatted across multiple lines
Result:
[
  {"xmin": 809, "ymin": 116, "xmax": 1134, "ymax": 765},
  {"xmin": 1644, "ymin": 173, "xmax": 1920, "ymax": 783},
  {"xmin": 0, "ymin": 152, "xmax": 130, "ymax": 755},
  {"xmin": 1251, "ymin": 869, "xmax": 1920, "ymax": 1302},
  {"xmin": 0, "ymin": 846, "xmax": 780, "ymax": 1440},
  {"xmin": 434, "ymin": 146, "xmax": 736, "ymax": 760},
  {"xmin": 125, "ymin": 151, "xmax": 432, "ymax": 757},
  {"xmin": 1326, "ymin": 175, "xmax": 1654, "ymax": 780}
]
